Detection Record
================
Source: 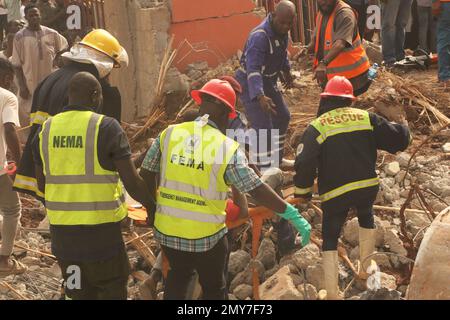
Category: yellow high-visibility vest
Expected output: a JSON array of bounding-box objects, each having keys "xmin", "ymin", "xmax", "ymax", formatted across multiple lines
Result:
[
  {"xmin": 155, "ymin": 121, "xmax": 240, "ymax": 239},
  {"xmin": 39, "ymin": 110, "xmax": 127, "ymax": 225}
]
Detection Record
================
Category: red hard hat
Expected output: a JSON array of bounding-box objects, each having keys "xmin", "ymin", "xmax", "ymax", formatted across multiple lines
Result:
[
  {"xmin": 191, "ymin": 79, "xmax": 238, "ymax": 119},
  {"xmin": 219, "ymin": 75, "xmax": 242, "ymax": 94},
  {"xmin": 320, "ymin": 76, "xmax": 356, "ymax": 100}
]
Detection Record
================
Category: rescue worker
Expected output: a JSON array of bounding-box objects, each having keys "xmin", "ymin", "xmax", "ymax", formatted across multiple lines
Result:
[
  {"xmin": 306, "ymin": 0, "xmax": 372, "ymax": 96},
  {"xmin": 14, "ymin": 29, "xmax": 128, "ymax": 201},
  {"xmin": 235, "ymin": 0, "xmax": 296, "ymax": 171},
  {"xmin": 139, "ymin": 79, "xmax": 311, "ymax": 300},
  {"xmin": 33, "ymin": 72, "xmax": 155, "ymax": 300},
  {"xmin": 293, "ymin": 76, "xmax": 411, "ymax": 299}
]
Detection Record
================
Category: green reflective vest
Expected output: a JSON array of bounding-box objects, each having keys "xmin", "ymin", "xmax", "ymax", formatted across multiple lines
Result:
[
  {"xmin": 155, "ymin": 121, "xmax": 240, "ymax": 239},
  {"xmin": 39, "ymin": 110, "xmax": 127, "ymax": 225},
  {"xmin": 311, "ymin": 107, "xmax": 379, "ymax": 202}
]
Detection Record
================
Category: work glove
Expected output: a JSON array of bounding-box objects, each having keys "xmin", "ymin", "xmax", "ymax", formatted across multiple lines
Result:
[{"xmin": 276, "ymin": 203, "xmax": 311, "ymax": 247}]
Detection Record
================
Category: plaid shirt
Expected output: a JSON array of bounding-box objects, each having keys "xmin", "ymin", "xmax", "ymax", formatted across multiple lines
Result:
[{"xmin": 142, "ymin": 119, "xmax": 262, "ymax": 252}]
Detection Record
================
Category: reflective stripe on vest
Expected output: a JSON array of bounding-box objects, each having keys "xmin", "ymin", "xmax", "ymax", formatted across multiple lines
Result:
[
  {"xmin": 13, "ymin": 174, "xmax": 44, "ymax": 198},
  {"xmin": 295, "ymin": 186, "xmax": 313, "ymax": 195},
  {"xmin": 239, "ymin": 28, "xmax": 279, "ymax": 79},
  {"xmin": 155, "ymin": 122, "xmax": 239, "ymax": 239},
  {"xmin": 320, "ymin": 177, "xmax": 379, "ymax": 202},
  {"xmin": 40, "ymin": 111, "xmax": 127, "ymax": 225},
  {"xmin": 251, "ymin": 29, "xmax": 274, "ymax": 54},
  {"xmin": 314, "ymin": 2, "xmax": 370, "ymax": 79},
  {"xmin": 311, "ymin": 107, "xmax": 373, "ymax": 144},
  {"xmin": 30, "ymin": 111, "xmax": 50, "ymax": 125}
]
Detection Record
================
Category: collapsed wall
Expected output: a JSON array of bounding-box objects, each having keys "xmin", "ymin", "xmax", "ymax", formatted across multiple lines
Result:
[
  {"xmin": 103, "ymin": 0, "xmax": 171, "ymax": 122},
  {"xmin": 103, "ymin": 0, "xmax": 264, "ymax": 122}
]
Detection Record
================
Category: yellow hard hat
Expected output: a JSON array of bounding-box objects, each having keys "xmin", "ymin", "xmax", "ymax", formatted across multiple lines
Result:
[{"xmin": 80, "ymin": 29, "xmax": 129, "ymax": 68}]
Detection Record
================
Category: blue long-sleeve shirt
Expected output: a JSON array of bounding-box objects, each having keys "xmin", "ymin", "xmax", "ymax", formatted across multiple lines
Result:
[{"xmin": 238, "ymin": 14, "xmax": 291, "ymax": 100}]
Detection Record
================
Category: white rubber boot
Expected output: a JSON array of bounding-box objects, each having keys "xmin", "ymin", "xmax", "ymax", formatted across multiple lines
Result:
[
  {"xmin": 359, "ymin": 227, "xmax": 377, "ymax": 279},
  {"xmin": 319, "ymin": 250, "xmax": 343, "ymax": 300}
]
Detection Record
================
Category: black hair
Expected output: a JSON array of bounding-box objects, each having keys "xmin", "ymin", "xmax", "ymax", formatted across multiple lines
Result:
[
  {"xmin": 24, "ymin": 3, "xmax": 38, "ymax": 16},
  {"xmin": 318, "ymin": 96, "xmax": 353, "ymax": 116},
  {"xmin": 0, "ymin": 57, "xmax": 14, "ymax": 76}
]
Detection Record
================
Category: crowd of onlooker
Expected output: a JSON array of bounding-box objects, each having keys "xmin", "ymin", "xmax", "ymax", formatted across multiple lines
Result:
[
  {"xmin": 1, "ymin": 1, "xmax": 67, "ymax": 46},
  {"xmin": 345, "ymin": 0, "xmax": 449, "ymax": 83},
  {"xmin": 0, "ymin": 1, "xmax": 68, "ymax": 134},
  {"xmin": 266, "ymin": 0, "xmax": 449, "ymax": 83}
]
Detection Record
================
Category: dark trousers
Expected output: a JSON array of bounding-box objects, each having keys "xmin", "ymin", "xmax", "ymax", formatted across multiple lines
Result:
[
  {"xmin": 322, "ymin": 203, "xmax": 375, "ymax": 251},
  {"xmin": 162, "ymin": 236, "xmax": 229, "ymax": 300},
  {"xmin": 353, "ymin": 79, "xmax": 372, "ymax": 97},
  {"xmin": 58, "ymin": 246, "xmax": 130, "ymax": 300}
]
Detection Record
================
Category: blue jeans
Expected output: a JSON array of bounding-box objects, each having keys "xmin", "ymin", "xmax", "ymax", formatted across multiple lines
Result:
[
  {"xmin": 381, "ymin": 0, "xmax": 414, "ymax": 63},
  {"xmin": 437, "ymin": 3, "xmax": 450, "ymax": 82},
  {"xmin": 417, "ymin": 6, "xmax": 436, "ymax": 53}
]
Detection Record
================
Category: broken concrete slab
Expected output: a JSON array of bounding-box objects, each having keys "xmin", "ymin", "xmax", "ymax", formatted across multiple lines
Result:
[
  {"xmin": 292, "ymin": 243, "xmax": 321, "ymax": 271},
  {"xmin": 228, "ymin": 249, "xmax": 251, "ymax": 279},
  {"xmin": 384, "ymin": 229, "xmax": 408, "ymax": 256},
  {"xmin": 343, "ymin": 216, "xmax": 386, "ymax": 247},
  {"xmin": 297, "ymin": 283, "xmax": 318, "ymax": 300},
  {"xmin": 256, "ymin": 238, "xmax": 277, "ymax": 271},
  {"xmin": 233, "ymin": 284, "xmax": 253, "ymax": 300},
  {"xmin": 385, "ymin": 162, "xmax": 401, "ymax": 176},
  {"xmin": 259, "ymin": 266, "xmax": 304, "ymax": 300}
]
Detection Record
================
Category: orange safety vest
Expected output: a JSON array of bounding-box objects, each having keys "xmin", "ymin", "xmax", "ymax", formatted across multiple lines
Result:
[{"xmin": 313, "ymin": 1, "xmax": 370, "ymax": 80}]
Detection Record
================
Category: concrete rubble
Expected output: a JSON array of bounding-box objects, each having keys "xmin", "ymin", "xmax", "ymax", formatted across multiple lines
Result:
[{"xmin": 4, "ymin": 31, "xmax": 449, "ymax": 299}]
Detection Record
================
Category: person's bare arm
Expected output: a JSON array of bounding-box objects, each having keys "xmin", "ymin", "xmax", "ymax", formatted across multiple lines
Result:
[
  {"xmin": 5, "ymin": 34, "xmax": 15, "ymax": 58},
  {"xmin": 139, "ymin": 168, "xmax": 158, "ymax": 200},
  {"xmin": 231, "ymin": 185, "xmax": 248, "ymax": 219},
  {"xmin": 4, "ymin": 123, "xmax": 21, "ymax": 164},
  {"xmin": 323, "ymin": 39, "xmax": 348, "ymax": 64},
  {"xmin": 248, "ymin": 183, "xmax": 287, "ymax": 213},
  {"xmin": 139, "ymin": 168, "xmax": 158, "ymax": 225},
  {"xmin": 14, "ymin": 66, "xmax": 30, "ymax": 100},
  {"xmin": 114, "ymin": 157, "xmax": 156, "ymax": 211}
]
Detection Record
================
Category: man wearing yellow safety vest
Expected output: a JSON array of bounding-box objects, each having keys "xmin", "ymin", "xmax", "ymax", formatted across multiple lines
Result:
[
  {"xmin": 32, "ymin": 72, "xmax": 155, "ymax": 300},
  {"xmin": 14, "ymin": 29, "xmax": 128, "ymax": 202},
  {"xmin": 306, "ymin": 0, "xmax": 372, "ymax": 96},
  {"xmin": 139, "ymin": 79, "xmax": 311, "ymax": 300},
  {"xmin": 294, "ymin": 76, "xmax": 411, "ymax": 299}
]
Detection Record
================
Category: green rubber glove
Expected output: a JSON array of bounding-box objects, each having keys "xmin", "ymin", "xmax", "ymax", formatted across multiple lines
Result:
[{"xmin": 276, "ymin": 203, "xmax": 311, "ymax": 247}]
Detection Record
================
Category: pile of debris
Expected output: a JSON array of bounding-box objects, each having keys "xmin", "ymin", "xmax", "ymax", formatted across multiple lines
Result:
[
  {"xmin": 0, "ymin": 231, "xmax": 60, "ymax": 300},
  {"xmin": 4, "ymin": 40, "xmax": 449, "ymax": 300}
]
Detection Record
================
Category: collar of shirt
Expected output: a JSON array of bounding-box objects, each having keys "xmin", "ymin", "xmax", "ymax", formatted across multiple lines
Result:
[
  {"xmin": 194, "ymin": 116, "xmax": 220, "ymax": 130},
  {"xmin": 62, "ymin": 105, "xmax": 97, "ymax": 112},
  {"xmin": 264, "ymin": 14, "xmax": 288, "ymax": 42}
]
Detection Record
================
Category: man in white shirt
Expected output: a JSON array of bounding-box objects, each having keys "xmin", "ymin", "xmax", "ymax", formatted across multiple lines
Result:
[
  {"xmin": 0, "ymin": 56, "xmax": 26, "ymax": 276},
  {"xmin": 11, "ymin": 3, "xmax": 68, "ymax": 129}
]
